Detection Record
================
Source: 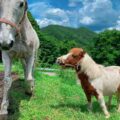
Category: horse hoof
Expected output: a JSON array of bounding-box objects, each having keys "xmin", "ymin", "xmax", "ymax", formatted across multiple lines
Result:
[
  {"xmin": 87, "ymin": 107, "xmax": 92, "ymax": 112},
  {"xmin": 0, "ymin": 115, "xmax": 7, "ymax": 120},
  {"xmin": 0, "ymin": 112, "xmax": 8, "ymax": 120},
  {"xmin": 25, "ymin": 89, "xmax": 33, "ymax": 96},
  {"xmin": 117, "ymin": 109, "xmax": 120, "ymax": 113},
  {"xmin": 25, "ymin": 80, "xmax": 35, "ymax": 96},
  {"xmin": 105, "ymin": 114, "xmax": 110, "ymax": 119}
]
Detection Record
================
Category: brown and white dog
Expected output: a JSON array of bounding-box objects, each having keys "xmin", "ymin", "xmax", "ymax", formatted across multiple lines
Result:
[{"xmin": 57, "ymin": 48, "xmax": 120, "ymax": 118}]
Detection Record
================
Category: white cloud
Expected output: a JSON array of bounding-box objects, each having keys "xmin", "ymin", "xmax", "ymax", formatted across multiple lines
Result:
[
  {"xmin": 108, "ymin": 16, "xmax": 120, "ymax": 30},
  {"xmin": 37, "ymin": 18, "xmax": 69, "ymax": 28},
  {"xmin": 46, "ymin": 8, "xmax": 69, "ymax": 21},
  {"xmin": 29, "ymin": 2, "xmax": 70, "ymax": 28},
  {"xmin": 68, "ymin": 0, "xmax": 119, "ymax": 29},
  {"xmin": 36, "ymin": 18, "xmax": 54, "ymax": 28},
  {"xmin": 47, "ymin": 8, "xmax": 66, "ymax": 17},
  {"xmin": 29, "ymin": 0, "xmax": 120, "ymax": 31},
  {"xmin": 79, "ymin": 16, "xmax": 94, "ymax": 25},
  {"xmin": 68, "ymin": 0, "xmax": 83, "ymax": 7},
  {"xmin": 76, "ymin": 0, "xmax": 120, "ymax": 30},
  {"xmin": 29, "ymin": 2, "xmax": 51, "ymax": 18},
  {"xmin": 37, "ymin": 8, "xmax": 70, "ymax": 28},
  {"xmin": 69, "ymin": 2, "xmax": 76, "ymax": 7}
]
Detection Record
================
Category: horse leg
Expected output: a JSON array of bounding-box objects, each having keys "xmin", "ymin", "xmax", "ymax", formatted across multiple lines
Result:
[
  {"xmin": 0, "ymin": 51, "xmax": 12, "ymax": 115},
  {"xmin": 86, "ymin": 94, "xmax": 92, "ymax": 111},
  {"xmin": 98, "ymin": 93, "xmax": 110, "ymax": 118},
  {"xmin": 21, "ymin": 59, "xmax": 27, "ymax": 79},
  {"xmin": 24, "ymin": 54, "xmax": 35, "ymax": 95},
  {"xmin": 106, "ymin": 95, "xmax": 112, "ymax": 109},
  {"xmin": 117, "ymin": 92, "xmax": 120, "ymax": 112}
]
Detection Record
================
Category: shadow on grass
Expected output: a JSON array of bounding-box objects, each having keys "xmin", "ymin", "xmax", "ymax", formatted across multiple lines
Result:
[
  {"xmin": 51, "ymin": 101, "xmax": 116, "ymax": 113},
  {"xmin": 7, "ymin": 79, "xmax": 31, "ymax": 120}
]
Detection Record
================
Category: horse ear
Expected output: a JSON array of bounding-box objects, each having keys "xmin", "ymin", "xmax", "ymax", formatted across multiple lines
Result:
[
  {"xmin": 82, "ymin": 50, "xmax": 86, "ymax": 55},
  {"xmin": 79, "ymin": 50, "xmax": 86, "ymax": 57},
  {"xmin": 25, "ymin": 1, "xmax": 28, "ymax": 11}
]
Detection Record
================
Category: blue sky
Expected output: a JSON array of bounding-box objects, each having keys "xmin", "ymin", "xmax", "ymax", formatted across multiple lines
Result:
[{"xmin": 28, "ymin": 0, "xmax": 120, "ymax": 31}]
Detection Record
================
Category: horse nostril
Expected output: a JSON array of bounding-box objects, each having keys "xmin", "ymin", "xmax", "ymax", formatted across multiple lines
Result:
[
  {"xmin": 0, "ymin": 41, "xmax": 14, "ymax": 50},
  {"xmin": 9, "ymin": 41, "xmax": 14, "ymax": 48},
  {"xmin": 57, "ymin": 58, "xmax": 62, "ymax": 64},
  {"xmin": 1, "ymin": 45, "xmax": 9, "ymax": 50}
]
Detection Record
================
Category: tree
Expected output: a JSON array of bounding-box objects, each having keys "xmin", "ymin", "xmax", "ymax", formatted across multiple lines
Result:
[
  {"xmin": 28, "ymin": 12, "xmax": 78, "ymax": 66},
  {"xmin": 92, "ymin": 30, "xmax": 120, "ymax": 66}
]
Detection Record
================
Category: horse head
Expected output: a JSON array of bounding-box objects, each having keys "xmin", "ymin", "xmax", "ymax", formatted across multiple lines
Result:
[{"xmin": 0, "ymin": 0, "xmax": 27, "ymax": 50}]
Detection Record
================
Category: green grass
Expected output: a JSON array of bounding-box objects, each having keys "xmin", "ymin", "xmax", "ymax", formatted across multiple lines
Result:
[{"xmin": 0, "ymin": 65, "xmax": 120, "ymax": 120}]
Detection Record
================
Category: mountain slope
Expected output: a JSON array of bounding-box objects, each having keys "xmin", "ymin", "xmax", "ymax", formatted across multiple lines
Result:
[{"xmin": 41, "ymin": 25, "xmax": 97, "ymax": 49}]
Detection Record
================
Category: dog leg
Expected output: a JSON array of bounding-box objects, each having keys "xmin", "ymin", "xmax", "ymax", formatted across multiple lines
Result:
[{"xmin": 98, "ymin": 93, "xmax": 110, "ymax": 118}]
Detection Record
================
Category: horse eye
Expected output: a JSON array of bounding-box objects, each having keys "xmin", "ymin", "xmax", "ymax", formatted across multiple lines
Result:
[
  {"xmin": 19, "ymin": 2, "xmax": 24, "ymax": 8},
  {"xmin": 72, "ymin": 54, "xmax": 77, "ymax": 58}
]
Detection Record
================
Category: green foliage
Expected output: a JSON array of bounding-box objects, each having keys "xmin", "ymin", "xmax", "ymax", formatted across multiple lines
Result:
[
  {"xmin": 28, "ymin": 12, "xmax": 120, "ymax": 66},
  {"xmin": 41, "ymin": 25, "xmax": 97, "ymax": 51},
  {"xmin": 40, "ymin": 35, "xmax": 77, "ymax": 67},
  {"xmin": 27, "ymin": 12, "xmax": 77, "ymax": 66},
  {"xmin": 92, "ymin": 30, "xmax": 120, "ymax": 66},
  {"xmin": 57, "ymin": 68, "xmax": 76, "ymax": 85},
  {"xmin": 40, "ymin": 25, "xmax": 97, "ymax": 66}
]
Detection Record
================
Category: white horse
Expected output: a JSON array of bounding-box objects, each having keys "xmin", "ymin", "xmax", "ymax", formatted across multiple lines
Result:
[{"xmin": 0, "ymin": 0, "xmax": 40, "ymax": 115}]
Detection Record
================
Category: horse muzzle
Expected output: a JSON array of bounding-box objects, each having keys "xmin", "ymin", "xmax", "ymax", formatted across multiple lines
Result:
[{"xmin": 0, "ymin": 40, "xmax": 14, "ymax": 50}]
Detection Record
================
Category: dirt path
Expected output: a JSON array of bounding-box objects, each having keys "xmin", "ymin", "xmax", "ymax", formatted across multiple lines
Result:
[{"xmin": 42, "ymin": 72, "xmax": 57, "ymax": 76}]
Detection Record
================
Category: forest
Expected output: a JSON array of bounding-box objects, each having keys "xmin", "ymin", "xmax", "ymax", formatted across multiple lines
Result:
[{"xmin": 28, "ymin": 12, "xmax": 120, "ymax": 67}]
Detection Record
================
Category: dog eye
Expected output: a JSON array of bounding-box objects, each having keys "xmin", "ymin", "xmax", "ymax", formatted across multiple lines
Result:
[{"xmin": 19, "ymin": 2, "xmax": 24, "ymax": 8}]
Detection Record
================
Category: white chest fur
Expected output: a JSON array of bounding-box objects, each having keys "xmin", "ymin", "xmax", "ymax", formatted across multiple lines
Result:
[
  {"xmin": 8, "ymin": 40, "xmax": 33, "ymax": 58},
  {"xmin": 90, "ymin": 68, "xmax": 120, "ymax": 96}
]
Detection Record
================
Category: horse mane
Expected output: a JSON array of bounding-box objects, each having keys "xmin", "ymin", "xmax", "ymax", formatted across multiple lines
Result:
[
  {"xmin": 19, "ymin": 13, "xmax": 40, "ymax": 49},
  {"xmin": 79, "ymin": 53, "xmax": 103, "ymax": 80}
]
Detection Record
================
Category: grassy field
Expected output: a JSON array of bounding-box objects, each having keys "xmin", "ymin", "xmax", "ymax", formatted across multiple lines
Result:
[{"xmin": 0, "ymin": 65, "xmax": 120, "ymax": 120}]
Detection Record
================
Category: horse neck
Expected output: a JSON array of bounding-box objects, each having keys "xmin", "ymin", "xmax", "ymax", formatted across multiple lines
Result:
[
  {"xmin": 18, "ymin": 13, "xmax": 39, "ymax": 49},
  {"xmin": 21, "ymin": 14, "xmax": 33, "ymax": 30},
  {"xmin": 78, "ymin": 53, "xmax": 102, "ymax": 80},
  {"xmin": 20, "ymin": 13, "xmax": 33, "ymax": 39}
]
